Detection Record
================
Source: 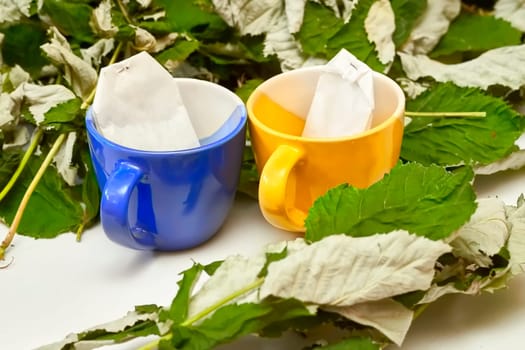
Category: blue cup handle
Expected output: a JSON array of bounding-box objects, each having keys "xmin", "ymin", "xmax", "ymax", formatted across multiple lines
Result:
[{"xmin": 100, "ymin": 162, "xmax": 156, "ymax": 250}]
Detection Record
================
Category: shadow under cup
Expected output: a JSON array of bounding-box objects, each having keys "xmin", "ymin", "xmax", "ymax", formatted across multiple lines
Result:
[
  {"xmin": 247, "ymin": 67, "xmax": 405, "ymax": 232},
  {"xmin": 86, "ymin": 78, "xmax": 247, "ymax": 250}
]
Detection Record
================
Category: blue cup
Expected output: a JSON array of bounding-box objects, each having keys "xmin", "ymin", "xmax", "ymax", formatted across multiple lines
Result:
[{"xmin": 86, "ymin": 78, "xmax": 247, "ymax": 250}]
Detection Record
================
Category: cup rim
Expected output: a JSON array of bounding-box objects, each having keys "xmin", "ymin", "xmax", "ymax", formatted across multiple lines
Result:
[
  {"xmin": 246, "ymin": 66, "xmax": 405, "ymax": 143},
  {"xmin": 85, "ymin": 78, "xmax": 247, "ymax": 155}
]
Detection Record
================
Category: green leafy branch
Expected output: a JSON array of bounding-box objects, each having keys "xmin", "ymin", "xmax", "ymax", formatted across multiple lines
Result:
[
  {"xmin": 0, "ymin": 133, "xmax": 66, "ymax": 259},
  {"xmin": 0, "ymin": 41, "xmax": 123, "ymax": 259},
  {"xmin": 42, "ymin": 163, "xmax": 525, "ymax": 349}
]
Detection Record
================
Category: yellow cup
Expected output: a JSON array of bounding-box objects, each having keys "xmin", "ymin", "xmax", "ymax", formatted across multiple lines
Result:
[{"xmin": 247, "ymin": 66, "xmax": 405, "ymax": 232}]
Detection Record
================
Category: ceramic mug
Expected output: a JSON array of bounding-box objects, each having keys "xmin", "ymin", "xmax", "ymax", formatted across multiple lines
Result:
[
  {"xmin": 247, "ymin": 66, "xmax": 405, "ymax": 232},
  {"xmin": 86, "ymin": 78, "xmax": 247, "ymax": 250}
]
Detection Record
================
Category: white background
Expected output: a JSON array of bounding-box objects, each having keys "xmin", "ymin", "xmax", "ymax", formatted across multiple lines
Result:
[{"xmin": 1, "ymin": 167, "xmax": 525, "ymax": 350}]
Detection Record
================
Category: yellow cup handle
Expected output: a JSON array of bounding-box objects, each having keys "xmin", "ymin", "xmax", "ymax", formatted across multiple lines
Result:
[{"xmin": 258, "ymin": 144, "xmax": 307, "ymax": 232}]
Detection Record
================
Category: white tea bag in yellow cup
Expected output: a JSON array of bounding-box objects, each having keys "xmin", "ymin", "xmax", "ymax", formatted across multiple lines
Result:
[
  {"xmin": 92, "ymin": 51, "xmax": 200, "ymax": 151},
  {"xmin": 302, "ymin": 49, "xmax": 375, "ymax": 138}
]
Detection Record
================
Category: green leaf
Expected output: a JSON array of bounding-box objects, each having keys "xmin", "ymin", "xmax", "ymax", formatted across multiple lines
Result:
[
  {"xmin": 135, "ymin": 304, "xmax": 163, "ymax": 314},
  {"xmin": 110, "ymin": 8, "xmax": 136, "ymax": 41},
  {"xmin": 169, "ymin": 303, "xmax": 272, "ymax": 349},
  {"xmin": 296, "ymin": 2, "xmax": 344, "ymax": 57},
  {"xmin": 401, "ymin": 83, "xmax": 525, "ymax": 166},
  {"xmin": 0, "ymin": 154, "xmax": 84, "ymax": 238},
  {"xmin": 257, "ymin": 298, "xmax": 317, "ymax": 338},
  {"xmin": 326, "ymin": 0, "xmax": 384, "ymax": 71},
  {"xmin": 237, "ymin": 145, "xmax": 259, "ymax": 199},
  {"xmin": 235, "ymin": 79, "xmax": 263, "ymax": 103},
  {"xmin": 314, "ymin": 336, "xmax": 380, "ymax": 350},
  {"xmin": 77, "ymin": 319, "xmax": 160, "ymax": 342},
  {"xmin": 169, "ymin": 299, "xmax": 312, "ymax": 349},
  {"xmin": 430, "ymin": 11, "xmax": 522, "ymax": 58},
  {"xmin": 257, "ymin": 246, "xmax": 288, "ymax": 278},
  {"xmin": 391, "ymin": 0, "xmax": 428, "ymax": 47},
  {"xmin": 0, "ymin": 149, "xmax": 22, "ymax": 189},
  {"xmin": 40, "ymin": 0, "xmax": 96, "ymax": 43},
  {"xmin": 239, "ymin": 34, "xmax": 271, "ymax": 63},
  {"xmin": 43, "ymin": 98, "xmax": 82, "ymax": 125},
  {"xmin": 80, "ymin": 147, "xmax": 100, "ymax": 228},
  {"xmin": 21, "ymin": 98, "xmax": 83, "ymax": 133},
  {"xmin": 202, "ymin": 260, "xmax": 223, "ymax": 276},
  {"xmin": 155, "ymin": 39, "xmax": 200, "ymax": 65},
  {"xmin": 167, "ymin": 263, "xmax": 204, "ymax": 324},
  {"xmin": 1, "ymin": 22, "xmax": 49, "ymax": 76},
  {"xmin": 305, "ymin": 163, "xmax": 477, "ymax": 242},
  {"xmin": 155, "ymin": 0, "xmax": 229, "ymax": 40}
]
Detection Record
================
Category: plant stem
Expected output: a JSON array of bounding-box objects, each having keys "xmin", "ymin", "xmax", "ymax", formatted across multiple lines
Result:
[
  {"xmin": 76, "ymin": 223, "xmax": 85, "ymax": 242},
  {"xmin": 137, "ymin": 277, "xmax": 265, "ymax": 350},
  {"xmin": 413, "ymin": 303, "xmax": 430, "ymax": 320},
  {"xmin": 0, "ymin": 128, "xmax": 43, "ymax": 202},
  {"xmin": 0, "ymin": 133, "xmax": 67, "ymax": 260},
  {"xmin": 405, "ymin": 111, "xmax": 486, "ymax": 118}
]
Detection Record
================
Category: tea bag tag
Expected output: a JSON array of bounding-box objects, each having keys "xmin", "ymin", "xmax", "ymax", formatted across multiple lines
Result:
[
  {"xmin": 92, "ymin": 51, "xmax": 200, "ymax": 151},
  {"xmin": 302, "ymin": 49, "xmax": 375, "ymax": 138}
]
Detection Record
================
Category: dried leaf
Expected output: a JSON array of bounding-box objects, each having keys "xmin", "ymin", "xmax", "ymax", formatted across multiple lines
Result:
[
  {"xmin": 494, "ymin": 0, "xmax": 525, "ymax": 32},
  {"xmin": 475, "ymin": 150, "xmax": 525, "ymax": 175},
  {"xmin": 90, "ymin": 0, "xmax": 118, "ymax": 37},
  {"xmin": 507, "ymin": 196, "xmax": 525, "ymax": 275},
  {"xmin": 80, "ymin": 38, "xmax": 115, "ymax": 68},
  {"xmin": 8, "ymin": 64, "xmax": 30, "ymax": 88},
  {"xmin": 396, "ymin": 77, "xmax": 429, "ymax": 98},
  {"xmin": 260, "ymin": 232, "xmax": 451, "ymax": 306},
  {"xmin": 53, "ymin": 131, "xmax": 80, "ymax": 186},
  {"xmin": 419, "ymin": 266, "xmax": 511, "ymax": 304},
  {"xmin": 450, "ymin": 198, "xmax": 509, "ymax": 267},
  {"xmin": 2, "ymin": 124, "xmax": 29, "ymax": 148},
  {"xmin": 40, "ymin": 27, "xmax": 97, "ymax": 100},
  {"xmin": 0, "ymin": 0, "xmax": 32, "ymax": 24},
  {"xmin": 136, "ymin": 0, "xmax": 153, "ymax": 8},
  {"xmin": 0, "ymin": 93, "xmax": 16, "ymax": 127},
  {"xmin": 211, "ymin": 0, "xmax": 283, "ymax": 36},
  {"xmin": 188, "ymin": 255, "xmax": 265, "ymax": 318},
  {"xmin": 10, "ymin": 83, "xmax": 76, "ymax": 124},
  {"xmin": 132, "ymin": 26, "xmax": 157, "ymax": 52},
  {"xmin": 212, "ymin": 0, "xmax": 307, "ymax": 70},
  {"xmin": 324, "ymin": 299, "xmax": 413, "ymax": 346},
  {"xmin": 36, "ymin": 309, "xmax": 162, "ymax": 350},
  {"xmin": 399, "ymin": 45, "xmax": 525, "ymax": 90},
  {"xmin": 400, "ymin": 0, "xmax": 460, "ymax": 54},
  {"xmin": 364, "ymin": 0, "xmax": 396, "ymax": 65}
]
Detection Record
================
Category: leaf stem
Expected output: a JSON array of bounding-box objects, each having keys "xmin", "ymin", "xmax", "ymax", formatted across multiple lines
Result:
[
  {"xmin": 0, "ymin": 128, "xmax": 43, "ymax": 202},
  {"xmin": 182, "ymin": 277, "xmax": 264, "ymax": 326},
  {"xmin": 0, "ymin": 133, "xmax": 67, "ymax": 260},
  {"xmin": 137, "ymin": 277, "xmax": 265, "ymax": 350},
  {"xmin": 115, "ymin": 0, "xmax": 134, "ymax": 25},
  {"xmin": 405, "ymin": 111, "xmax": 486, "ymax": 118}
]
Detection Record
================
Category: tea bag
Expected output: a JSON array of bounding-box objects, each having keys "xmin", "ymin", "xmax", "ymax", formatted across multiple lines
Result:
[
  {"xmin": 92, "ymin": 51, "xmax": 200, "ymax": 151},
  {"xmin": 302, "ymin": 49, "xmax": 375, "ymax": 138}
]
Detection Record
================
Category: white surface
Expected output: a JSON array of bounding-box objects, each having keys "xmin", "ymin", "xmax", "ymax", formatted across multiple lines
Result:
[
  {"xmin": 1, "ymin": 168, "xmax": 525, "ymax": 350},
  {"xmin": 302, "ymin": 50, "xmax": 374, "ymax": 138}
]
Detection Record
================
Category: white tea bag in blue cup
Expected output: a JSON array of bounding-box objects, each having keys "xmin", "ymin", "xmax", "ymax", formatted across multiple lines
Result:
[
  {"xmin": 302, "ymin": 49, "xmax": 375, "ymax": 138},
  {"xmin": 93, "ymin": 51, "xmax": 200, "ymax": 151}
]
